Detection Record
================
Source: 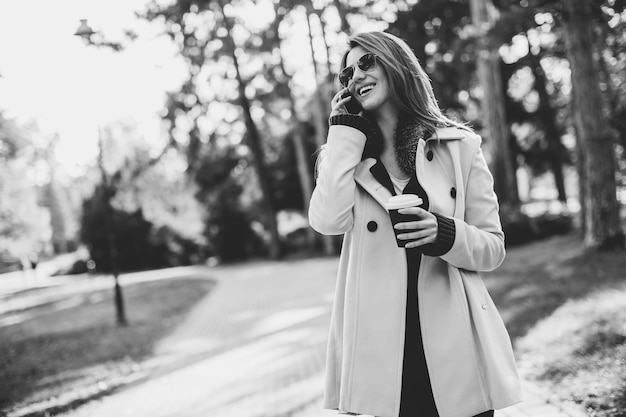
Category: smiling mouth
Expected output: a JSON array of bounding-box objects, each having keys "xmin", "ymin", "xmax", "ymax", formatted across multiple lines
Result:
[{"xmin": 358, "ymin": 84, "xmax": 376, "ymax": 97}]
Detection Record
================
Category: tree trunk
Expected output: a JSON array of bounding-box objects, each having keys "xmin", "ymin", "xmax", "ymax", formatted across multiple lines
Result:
[
  {"xmin": 527, "ymin": 49, "xmax": 567, "ymax": 202},
  {"xmin": 562, "ymin": 0, "xmax": 624, "ymax": 250},
  {"xmin": 306, "ymin": 4, "xmax": 336, "ymax": 255},
  {"xmin": 573, "ymin": 97, "xmax": 587, "ymax": 237},
  {"xmin": 332, "ymin": 0, "xmax": 350, "ymax": 33},
  {"xmin": 219, "ymin": 3, "xmax": 282, "ymax": 259},
  {"xmin": 97, "ymin": 131, "xmax": 128, "ymax": 326},
  {"xmin": 470, "ymin": 0, "xmax": 520, "ymax": 208},
  {"xmin": 317, "ymin": 11, "xmax": 334, "ymax": 85},
  {"xmin": 276, "ymin": 50, "xmax": 317, "ymax": 249},
  {"xmin": 306, "ymin": 7, "xmax": 330, "ymax": 149},
  {"xmin": 595, "ymin": 17, "xmax": 626, "ymax": 151}
]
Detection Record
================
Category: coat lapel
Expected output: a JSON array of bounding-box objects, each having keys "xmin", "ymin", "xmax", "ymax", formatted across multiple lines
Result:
[
  {"xmin": 355, "ymin": 127, "xmax": 464, "ymax": 211},
  {"xmin": 354, "ymin": 159, "xmax": 394, "ymax": 210}
]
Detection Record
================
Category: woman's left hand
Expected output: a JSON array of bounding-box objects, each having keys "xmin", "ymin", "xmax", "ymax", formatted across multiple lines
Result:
[{"xmin": 394, "ymin": 207, "xmax": 438, "ymax": 249}]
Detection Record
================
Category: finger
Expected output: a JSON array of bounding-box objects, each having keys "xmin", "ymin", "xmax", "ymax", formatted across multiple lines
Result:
[
  {"xmin": 398, "ymin": 207, "xmax": 430, "ymax": 216},
  {"xmin": 405, "ymin": 235, "xmax": 437, "ymax": 248},
  {"xmin": 337, "ymin": 96, "xmax": 352, "ymax": 106},
  {"xmin": 330, "ymin": 98, "xmax": 353, "ymax": 116},
  {"xmin": 332, "ymin": 88, "xmax": 349, "ymax": 102},
  {"xmin": 394, "ymin": 219, "xmax": 436, "ymax": 230},
  {"xmin": 397, "ymin": 229, "xmax": 436, "ymax": 241},
  {"xmin": 331, "ymin": 93, "xmax": 351, "ymax": 110}
]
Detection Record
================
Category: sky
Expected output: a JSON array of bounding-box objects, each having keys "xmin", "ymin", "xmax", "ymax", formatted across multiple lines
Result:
[{"xmin": 0, "ymin": 0, "xmax": 187, "ymax": 176}]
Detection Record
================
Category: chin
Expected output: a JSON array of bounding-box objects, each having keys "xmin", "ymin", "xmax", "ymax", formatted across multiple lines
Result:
[
  {"xmin": 361, "ymin": 103, "xmax": 380, "ymax": 113},
  {"xmin": 360, "ymin": 95, "xmax": 385, "ymax": 112},
  {"xmin": 359, "ymin": 99, "xmax": 374, "ymax": 111}
]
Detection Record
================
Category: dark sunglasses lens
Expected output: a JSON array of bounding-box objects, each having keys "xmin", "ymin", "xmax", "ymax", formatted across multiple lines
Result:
[
  {"xmin": 358, "ymin": 54, "xmax": 376, "ymax": 71},
  {"xmin": 339, "ymin": 67, "xmax": 354, "ymax": 86},
  {"xmin": 339, "ymin": 54, "xmax": 375, "ymax": 86}
]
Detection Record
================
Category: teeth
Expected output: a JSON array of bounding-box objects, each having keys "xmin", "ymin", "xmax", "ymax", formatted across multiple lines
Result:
[{"xmin": 359, "ymin": 84, "xmax": 375, "ymax": 95}]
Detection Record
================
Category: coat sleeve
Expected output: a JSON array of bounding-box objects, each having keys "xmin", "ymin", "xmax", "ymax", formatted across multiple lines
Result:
[
  {"xmin": 308, "ymin": 125, "xmax": 367, "ymax": 235},
  {"xmin": 439, "ymin": 136, "xmax": 506, "ymax": 272}
]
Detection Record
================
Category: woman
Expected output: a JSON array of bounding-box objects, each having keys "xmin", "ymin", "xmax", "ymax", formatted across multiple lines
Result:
[{"xmin": 308, "ymin": 31, "xmax": 521, "ymax": 417}]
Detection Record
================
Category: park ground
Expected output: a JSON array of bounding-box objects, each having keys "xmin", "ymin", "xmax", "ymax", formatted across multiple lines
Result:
[{"xmin": 0, "ymin": 232, "xmax": 625, "ymax": 417}]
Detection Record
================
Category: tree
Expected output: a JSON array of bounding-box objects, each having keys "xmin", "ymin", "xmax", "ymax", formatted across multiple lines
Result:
[
  {"xmin": 523, "ymin": 41, "xmax": 568, "ymax": 202},
  {"xmin": 262, "ymin": 3, "xmax": 318, "ymax": 249},
  {"xmin": 141, "ymin": 0, "xmax": 286, "ymax": 259},
  {"xmin": 0, "ymin": 113, "xmax": 50, "ymax": 258},
  {"xmin": 470, "ymin": 0, "xmax": 520, "ymax": 208},
  {"xmin": 218, "ymin": 0, "xmax": 282, "ymax": 258},
  {"xmin": 561, "ymin": 0, "xmax": 624, "ymax": 250},
  {"xmin": 305, "ymin": 3, "xmax": 340, "ymax": 254},
  {"xmin": 392, "ymin": 1, "xmax": 577, "ymax": 207}
]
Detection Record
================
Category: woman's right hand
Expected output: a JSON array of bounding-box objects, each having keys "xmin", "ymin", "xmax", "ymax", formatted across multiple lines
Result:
[{"xmin": 330, "ymin": 87, "xmax": 353, "ymax": 117}]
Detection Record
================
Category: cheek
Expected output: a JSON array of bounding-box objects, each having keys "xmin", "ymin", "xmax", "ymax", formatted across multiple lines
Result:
[
  {"xmin": 375, "ymin": 82, "xmax": 391, "ymax": 102},
  {"xmin": 361, "ymin": 88, "xmax": 388, "ymax": 111}
]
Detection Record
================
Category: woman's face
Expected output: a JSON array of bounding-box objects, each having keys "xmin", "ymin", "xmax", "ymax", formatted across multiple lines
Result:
[{"xmin": 344, "ymin": 46, "xmax": 392, "ymax": 114}]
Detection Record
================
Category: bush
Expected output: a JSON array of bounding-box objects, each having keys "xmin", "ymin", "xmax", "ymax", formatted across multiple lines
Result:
[
  {"xmin": 501, "ymin": 205, "xmax": 574, "ymax": 247},
  {"xmin": 80, "ymin": 186, "xmax": 204, "ymax": 273},
  {"xmin": 203, "ymin": 192, "xmax": 267, "ymax": 263},
  {"xmin": 532, "ymin": 212, "xmax": 574, "ymax": 238}
]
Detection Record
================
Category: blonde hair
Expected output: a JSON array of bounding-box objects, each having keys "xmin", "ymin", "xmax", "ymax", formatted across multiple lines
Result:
[{"xmin": 340, "ymin": 31, "xmax": 470, "ymax": 133}]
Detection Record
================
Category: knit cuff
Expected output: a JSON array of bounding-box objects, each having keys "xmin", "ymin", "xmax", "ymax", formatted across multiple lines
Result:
[
  {"xmin": 329, "ymin": 114, "xmax": 371, "ymax": 137},
  {"xmin": 421, "ymin": 213, "xmax": 456, "ymax": 257}
]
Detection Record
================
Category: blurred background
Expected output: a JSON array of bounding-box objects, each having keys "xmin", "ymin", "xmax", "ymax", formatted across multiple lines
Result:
[
  {"xmin": 0, "ymin": 0, "xmax": 624, "ymax": 271},
  {"xmin": 0, "ymin": 0, "xmax": 625, "ymax": 416}
]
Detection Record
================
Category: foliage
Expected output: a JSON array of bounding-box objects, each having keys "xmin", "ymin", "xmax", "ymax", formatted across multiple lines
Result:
[
  {"xmin": 0, "ymin": 113, "xmax": 50, "ymax": 258},
  {"xmin": 193, "ymin": 143, "xmax": 267, "ymax": 261},
  {"xmin": 76, "ymin": 119, "xmax": 208, "ymax": 272},
  {"xmin": 42, "ymin": 175, "xmax": 79, "ymax": 253},
  {"xmin": 130, "ymin": 0, "xmax": 626, "ymax": 258},
  {"xmin": 266, "ymin": 130, "xmax": 310, "ymax": 212},
  {"xmin": 80, "ymin": 184, "xmax": 203, "ymax": 272},
  {"xmin": 141, "ymin": 0, "xmax": 295, "ymax": 258},
  {"xmin": 390, "ymin": 0, "xmax": 575, "ymax": 185},
  {"xmin": 500, "ymin": 205, "xmax": 573, "ymax": 247}
]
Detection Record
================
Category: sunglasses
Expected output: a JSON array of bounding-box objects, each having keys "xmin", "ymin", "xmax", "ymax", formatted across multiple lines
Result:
[{"xmin": 339, "ymin": 53, "xmax": 377, "ymax": 87}]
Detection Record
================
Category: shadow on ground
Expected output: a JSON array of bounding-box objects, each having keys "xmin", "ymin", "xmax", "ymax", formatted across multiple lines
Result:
[{"xmin": 484, "ymin": 233, "xmax": 626, "ymax": 340}]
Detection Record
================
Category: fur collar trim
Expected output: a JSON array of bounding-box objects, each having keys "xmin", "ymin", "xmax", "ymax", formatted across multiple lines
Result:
[{"xmin": 393, "ymin": 116, "xmax": 432, "ymax": 177}]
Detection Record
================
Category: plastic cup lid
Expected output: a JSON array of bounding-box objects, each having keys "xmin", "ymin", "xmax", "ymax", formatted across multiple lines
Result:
[{"xmin": 385, "ymin": 194, "xmax": 423, "ymax": 210}]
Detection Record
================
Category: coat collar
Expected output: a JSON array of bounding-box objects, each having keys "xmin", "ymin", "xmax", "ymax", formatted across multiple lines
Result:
[
  {"xmin": 354, "ymin": 159, "xmax": 394, "ymax": 210},
  {"xmin": 425, "ymin": 126, "xmax": 465, "ymax": 142},
  {"xmin": 354, "ymin": 126, "xmax": 464, "ymax": 210}
]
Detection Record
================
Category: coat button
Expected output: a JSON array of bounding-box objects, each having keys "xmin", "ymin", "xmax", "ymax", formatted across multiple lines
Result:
[
  {"xmin": 367, "ymin": 221, "xmax": 378, "ymax": 232},
  {"xmin": 482, "ymin": 304, "xmax": 487, "ymax": 310},
  {"xmin": 450, "ymin": 187, "xmax": 457, "ymax": 198},
  {"xmin": 426, "ymin": 150, "xmax": 434, "ymax": 161}
]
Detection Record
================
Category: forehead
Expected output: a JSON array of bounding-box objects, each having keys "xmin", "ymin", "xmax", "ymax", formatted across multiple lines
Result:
[{"xmin": 345, "ymin": 46, "xmax": 369, "ymax": 66}]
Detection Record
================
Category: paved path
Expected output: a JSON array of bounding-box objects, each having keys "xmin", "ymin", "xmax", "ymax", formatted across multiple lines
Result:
[{"xmin": 7, "ymin": 257, "xmax": 586, "ymax": 417}]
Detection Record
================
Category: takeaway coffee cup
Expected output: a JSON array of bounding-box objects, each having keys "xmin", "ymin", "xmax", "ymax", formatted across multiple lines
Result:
[{"xmin": 385, "ymin": 194, "xmax": 424, "ymax": 247}]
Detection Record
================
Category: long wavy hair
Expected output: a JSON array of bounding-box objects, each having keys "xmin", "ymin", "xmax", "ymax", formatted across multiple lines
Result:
[{"xmin": 340, "ymin": 31, "xmax": 470, "ymax": 134}]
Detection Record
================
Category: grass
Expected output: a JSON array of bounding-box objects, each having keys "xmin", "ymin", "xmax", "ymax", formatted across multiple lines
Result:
[
  {"xmin": 0, "ymin": 276, "xmax": 216, "ymax": 416},
  {"xmin": 485, "ymin": 233, "xmax": 626, "ymax": 417}
]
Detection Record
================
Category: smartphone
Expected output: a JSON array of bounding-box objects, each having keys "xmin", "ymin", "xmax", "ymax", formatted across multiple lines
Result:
[{"xmin": 341, "ymin": 91, "xmax": 363, "ymax": 114}]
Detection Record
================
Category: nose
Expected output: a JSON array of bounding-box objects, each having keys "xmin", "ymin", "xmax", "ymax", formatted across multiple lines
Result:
[{"xmin": 352, "ymin": 67, "xmax": 366, "ymax": 82}]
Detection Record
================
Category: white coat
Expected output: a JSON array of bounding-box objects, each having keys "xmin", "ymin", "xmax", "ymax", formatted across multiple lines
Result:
[{"xmin": 308, "ymin": 123, "xmax": 522, "ymax": 417}]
